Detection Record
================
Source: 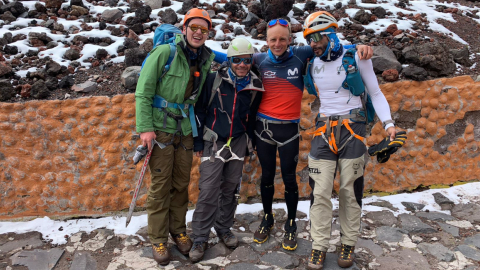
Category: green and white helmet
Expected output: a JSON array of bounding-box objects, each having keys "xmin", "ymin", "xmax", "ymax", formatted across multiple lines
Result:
[{"xmin": 227, "ymin": 38, "xmax": 255, "ymax": 57}]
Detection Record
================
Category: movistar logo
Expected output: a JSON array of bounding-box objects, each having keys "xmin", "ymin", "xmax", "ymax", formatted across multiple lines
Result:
[
  {"xmin": 288, "ymin": 68, "xmax": 298, "ymax": 76},
  {"xmin": 313, "ymin": 65, "xmax": 325, "ymax": 74}
]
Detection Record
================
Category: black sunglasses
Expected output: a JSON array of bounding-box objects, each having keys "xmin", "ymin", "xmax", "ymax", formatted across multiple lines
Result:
[{"xmin": 306, "ymin": 32, "xmax": 327, "ymax": 45}]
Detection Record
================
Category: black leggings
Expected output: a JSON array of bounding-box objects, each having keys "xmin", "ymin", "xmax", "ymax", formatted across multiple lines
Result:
[{"xmin": 255, "ymin": 120, "xmax": 299, "ymax": 220}]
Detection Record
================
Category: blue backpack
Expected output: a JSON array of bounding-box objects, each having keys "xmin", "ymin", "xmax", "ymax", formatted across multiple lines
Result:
[
  {"xmin": 140, "ymin": 24, "xmax": 182, "ymax": 82},
  {"xmin": 340, "ymin": 48, "xmax": 376, "ymax": 124}
]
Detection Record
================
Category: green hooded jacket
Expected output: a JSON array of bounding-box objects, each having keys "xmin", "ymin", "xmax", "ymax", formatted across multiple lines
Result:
[{"xmin": 135, "ymin": 34, "xmax": 215, "ymax": 135}]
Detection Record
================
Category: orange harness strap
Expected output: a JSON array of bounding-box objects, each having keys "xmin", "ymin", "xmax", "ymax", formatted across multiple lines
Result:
[{"xmin": 308, "ymin": 119, "xmax": 365, "ymax": 154}]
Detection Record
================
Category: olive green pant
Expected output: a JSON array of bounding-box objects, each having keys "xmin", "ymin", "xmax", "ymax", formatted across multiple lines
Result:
[{"xmin": 147, "ymin": 131, "xmax": 193, "ymax": 244}]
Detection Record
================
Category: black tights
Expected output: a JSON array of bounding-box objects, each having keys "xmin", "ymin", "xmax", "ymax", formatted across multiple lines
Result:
[{"xmin": 256, "ymin": 121, "xmax": 299, "ymax": 220}]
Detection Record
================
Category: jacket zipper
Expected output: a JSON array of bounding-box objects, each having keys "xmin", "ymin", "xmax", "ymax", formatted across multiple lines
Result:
[
  {"xmin": 229, "ymin": 90, "xmax": 238, "ymax": 137},
  {"xmin": 211, "ymin": 108, "xmax": 217, "ymax": 130}
]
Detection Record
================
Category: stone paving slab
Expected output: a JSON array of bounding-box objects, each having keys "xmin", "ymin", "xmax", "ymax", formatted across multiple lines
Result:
[
  {"xmin": 399, "ymin": 214, "xmax": 436, "ymax": 234},
  {"xmin": 260, "ymin": 251, "xmax": 300, "ymax": 269},
  {"xmin": 227, "ymin": 246, "xmax": 260, "ymax": 262},
  {"xmin": 0, "ymin": 235, "xmax": 44, "ymax": 253},
  {"xmin": 464, "ymin": 234, "xmax": 480, "ymax": 249},
  {"xmin": 452, "ymin": 203, "xmax": 480, "ymax": 223},
  {"xmin": 374, "ymin": 249, "xmax": 431, "ymax": 270},
  {"xmin": 356, "ymin": 238, "xmax": 384, "ymax": 257},
  {"xmin": 437, "ymin": 222, "xmax": 460, "ymax": 237},
  {"xmin": 375, "ymin": 226, "xmax": 405, "ymax": 243},
  {"xmin": 401, "ymin": 202, "xmax": 425, "ymax": 212},
  {"xmin": 415, "ymin": 211, "xmax": 456, "ymax": 221},
  {"xmin": 417, "ymin": 242, "xmax": 455, "ymax": 262},
  {"xmin": 366, "ymin": 200, "xmax": 399, "ymax": 211},
  {"xmin": 432, "ymin": 192, "xmax": 455, "ymax": 210},
  {"xmin": 10, "ymin": 248, "xmax": 64, "ymax": 270},
  {"xmin": 70, "ymin": 251, "xmax": 97, "ymax": 270},
  {"xmin": 455, "ymin": 245, "xmax": 480, "ymax": 261},
  {"xmin": 365, "ymin": 211, "xmax": 397, "ymax": 226},
  {"xmin": 203, "ymin": 242, "xmax": 231, "ymax": 261}
]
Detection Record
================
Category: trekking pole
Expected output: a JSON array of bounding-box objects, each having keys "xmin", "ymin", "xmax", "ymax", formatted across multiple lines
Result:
[{"xmin": 125, "ymin": 140, "xmax": 165, "ymax": 227}]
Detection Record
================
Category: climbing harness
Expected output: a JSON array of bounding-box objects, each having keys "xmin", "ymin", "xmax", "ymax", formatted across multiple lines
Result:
[
  {"xmin": 309, "ymin": 109, "xmax": 367, "ymax": 154},
  {"xmin": 254, "ymin": 116, "xmax": 301, "ymax": 147},
  {"xmin": 200, "ymin": 136, "xmax": 245, "ymax": 163}
]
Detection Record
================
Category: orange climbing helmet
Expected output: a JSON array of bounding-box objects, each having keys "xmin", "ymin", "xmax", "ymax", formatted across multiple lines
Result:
[
  {"xmin": 303, "ymin": 11, "xmax": 338, "ymax": 38},
  {"xmin": 183, "ymin": 8, "xmax": 212, "ymax": 29}
]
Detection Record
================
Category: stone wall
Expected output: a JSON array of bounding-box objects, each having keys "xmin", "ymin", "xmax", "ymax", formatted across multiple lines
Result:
[{"xmin": 0, "ymin": 76, "xmax": 479, "ymax": 220}]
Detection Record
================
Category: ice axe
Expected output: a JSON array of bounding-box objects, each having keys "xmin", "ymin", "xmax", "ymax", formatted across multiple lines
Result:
[{"xmin": 126, "ymin": 140, "xmax": 166, "ymax": 227}]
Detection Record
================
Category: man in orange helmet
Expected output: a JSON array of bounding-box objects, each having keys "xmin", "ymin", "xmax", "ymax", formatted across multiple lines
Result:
[
  {"xmin": 135, "ymin": 8, "xmax": 215, "ymax": 266},
  {"xmin": 303, "ymin": 11, "xmax": 397, "ymax": 269}
]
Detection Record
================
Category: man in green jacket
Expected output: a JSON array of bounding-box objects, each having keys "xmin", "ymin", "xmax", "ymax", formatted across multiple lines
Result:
[{"xmin": 135, "ymin": 8, "xmax": 215, "ymax": 266}]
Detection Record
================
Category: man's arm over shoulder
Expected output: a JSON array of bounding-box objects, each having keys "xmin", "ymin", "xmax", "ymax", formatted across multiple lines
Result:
[
  {"xmin": 135, "ymin": 46, "xmax": 170, "ymax": 133},
  {"xmin": 293, "ymin": 45, "xmax": 314, "ymax": 60}
]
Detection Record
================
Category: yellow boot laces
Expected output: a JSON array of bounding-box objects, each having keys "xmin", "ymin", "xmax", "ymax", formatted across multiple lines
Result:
[
  {"xmin": 153, "ymin": 243, "xmax": 167, "ymax": 254},
  {"xmin": 175, "ymin": 233, "xmax": 190, "ymax": 244},
  {"xmin": 340, "ymin": 244, "xmax": 354, "ymax": 260}
]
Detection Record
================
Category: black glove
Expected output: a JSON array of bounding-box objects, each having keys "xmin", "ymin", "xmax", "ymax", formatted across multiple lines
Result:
[{"xmin": 368, "ymin": 131, "xmax": 407, "ymax": 163}]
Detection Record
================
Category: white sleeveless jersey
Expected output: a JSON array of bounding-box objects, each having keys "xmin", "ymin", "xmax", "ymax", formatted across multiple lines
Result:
[{"xmin": 311, "ymin": 51, "xmax": 393, "ymax": 129}]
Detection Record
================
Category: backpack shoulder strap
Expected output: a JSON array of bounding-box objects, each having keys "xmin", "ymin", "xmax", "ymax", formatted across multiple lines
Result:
[
  {"xmin": 342, "ymin": 48, "xmax": 357, "ymax": 73},
  {"xmin": 158, "ymin": 43, "xmax": 177, "ymax": 82},
  {"xmin": 207, "ymin": 72, "xmax": 223, "ymax": 107}
]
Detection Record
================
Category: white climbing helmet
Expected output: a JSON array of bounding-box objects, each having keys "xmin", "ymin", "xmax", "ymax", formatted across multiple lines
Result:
[{"xmin": 227, "ymin": 38, "xmax": 255, "ymax": 57}]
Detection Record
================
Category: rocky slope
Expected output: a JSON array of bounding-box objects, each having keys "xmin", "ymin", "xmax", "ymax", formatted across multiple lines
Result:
[{"xmin": 0, "ymin": 0, "xmax": 479, "ymax": 103}]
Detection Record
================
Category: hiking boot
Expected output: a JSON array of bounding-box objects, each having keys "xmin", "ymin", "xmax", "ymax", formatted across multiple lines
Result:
[
  {"xmin": 171, "ymin": 232, "xmax": 192, "ymax": 255},
  {"xmin": 219, "ymin": 230, "xmax": 238, "ymax": 249},
  {"xmin": 282, "ymin": 219, "xmax": 297, "ymax": 251},
  {"xmin": 337, "ymin": 244, "xmax": 355, "ymax": 268},
  {"xmin": 152, "ymin": 243, "xmax": 170, "ymax": 266},
  {"xmin": 253, "ymin": 213, "xmax": 274, "ymax": 244},
  {"xmin": 189, "ymin": 242, "xmax": 207, "ymax": 263},
  {"xmin": 307, "ymin": 249, "xmax": 326, "ymax": 270}
]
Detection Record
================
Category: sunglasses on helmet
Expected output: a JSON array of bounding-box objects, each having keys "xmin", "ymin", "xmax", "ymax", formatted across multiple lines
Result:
[
  {"xmin": 306, "ymin": 32, "xmax": 328, "ymax": 45},
  {"xmin": 230, "ymin": 57, "xmax": 253, "ymax": 65},
  {"xmin": 188, "ymin": 24, "xmax": 209, "ymax": 35},
  {"xmin": 268, "ymin": 19, "xmax": 289, "ymax": 28}
]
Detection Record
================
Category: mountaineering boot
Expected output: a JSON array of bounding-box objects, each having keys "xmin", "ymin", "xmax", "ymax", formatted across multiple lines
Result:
[
  {"xmin": 189, "ymin": 241, "xmax": 207, "ymax": 263},
  {"xmin": 307, "ymin": 249, "xmax": 326, "ymax": 270},
  {"xmin": 171, "ymin": 232, "xmax": 192, "ymax": 255},
  {"xmin": 337, "ymin": 244, "xmax": 355, "ymax": 268},
  {"xmin": 253, "ymin": 213, "xmax": 274, "ymax": 244},
  {"xmin": 219, "ymin": 230, "xmax": 238, "ymax": 249},
  {"xmin": 152, "ymin": 243, "xmax": 170, "ymax": 266},
  {"xmin": 282, "ymin": 218, "xmax": 297, "ymax": 250}
]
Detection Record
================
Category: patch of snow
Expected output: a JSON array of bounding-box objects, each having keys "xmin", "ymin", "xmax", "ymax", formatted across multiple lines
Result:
[{"xmin": 1, "ymin": 182, "xmax": 478, "ymax": 245}]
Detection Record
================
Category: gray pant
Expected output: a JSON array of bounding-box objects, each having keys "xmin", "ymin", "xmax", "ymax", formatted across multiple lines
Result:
[
  {"xmin": 309, "ymin": 122, "xmax": 366, "ymax": 251},
  {"xmin": 191, "ymin": 135, "xmax": 247, "ymax": 243}
]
